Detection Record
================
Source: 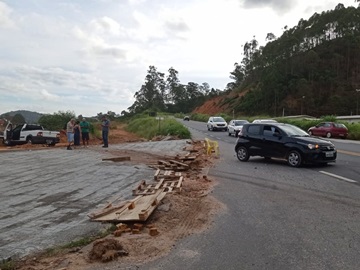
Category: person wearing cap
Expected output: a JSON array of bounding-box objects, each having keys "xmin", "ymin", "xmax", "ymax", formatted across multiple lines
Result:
[
  {"xmin": 101, "ymin": 115, "xmax": 110, "ymax": 148},
  {"xmin": 80, "ymin": 118, "xmax": 90, "ymax": 147}
]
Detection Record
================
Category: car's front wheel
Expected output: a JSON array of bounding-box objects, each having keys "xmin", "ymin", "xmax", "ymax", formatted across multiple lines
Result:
[
  {"xmin": 326, "ymin": 132, "xmax": 332, "ymax": 138},
  {"xmin": 308, "ymin": 131, "xmax": 313, "ymax": 136},
  {"xmin": 287, "ymin": 150, "xmax": 302, "ymax": 167},
  {"xmin": 236, "ymin": 146, "xmax": 249, "ymax": 162}
]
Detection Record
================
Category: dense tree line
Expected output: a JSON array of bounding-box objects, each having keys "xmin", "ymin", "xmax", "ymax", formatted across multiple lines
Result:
[
  {"xmin": 127, "ymin": 66, "xmax": 222, "ymax": 115},
  {"xmin": 229, "ymin": 4, "xmax": 360, "ymax": 116}
]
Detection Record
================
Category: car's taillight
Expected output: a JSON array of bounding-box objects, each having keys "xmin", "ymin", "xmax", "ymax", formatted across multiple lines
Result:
[
  {"xmin": 56, "ymin": 134, "xmax": 60, "ymax": 138},
  {"xmin": 37, "ymin": 132, "xmax": 43, "ymax": 136}
]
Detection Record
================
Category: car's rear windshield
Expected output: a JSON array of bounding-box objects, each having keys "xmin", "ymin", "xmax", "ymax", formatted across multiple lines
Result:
[
  {"xmin": 334, "ymin": 123, "xmax": 347, "ymax": 128},
  {"xmin": 281, "ymin": 125, "xmax": 309, "ymax": 136},
  {"xmin": 213, "ymin": 117, "xmax": 225, "ymax": 122},
  {"xmin": 234, "ymin": 120, "xmax": 248, "ymax": 126}
]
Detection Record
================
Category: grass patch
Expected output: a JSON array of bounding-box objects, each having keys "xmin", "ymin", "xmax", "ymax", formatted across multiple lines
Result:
[
  {"xmin": 0, "ymin": 259, "xmax": 15, "ymax": 270},
  {"xmin": 126, "ymin": 116, "xmax": 191, "ymax": 139},
  {"xmin": 1, "ymin": 224, "xmax": 117, "ymax": 269}
]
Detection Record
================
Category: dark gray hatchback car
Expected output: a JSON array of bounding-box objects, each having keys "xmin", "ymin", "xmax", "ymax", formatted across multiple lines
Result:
[{"xmin": 235, "ymin": 123, "xmax": 337, "ymax": 167}]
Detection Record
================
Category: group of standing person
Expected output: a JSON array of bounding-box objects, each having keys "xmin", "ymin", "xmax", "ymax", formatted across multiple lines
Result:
[{"xmin": 66, "ymin": 115, "xmax": 109, "ymax": 150}]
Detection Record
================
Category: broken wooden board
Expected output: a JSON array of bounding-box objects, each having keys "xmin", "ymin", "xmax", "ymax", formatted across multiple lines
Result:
[
  {"xmin": 92, "ymin": 190, "xmax": 167, "ymax": 222},
  {"xmin": 102, "ymin": 156, "xmax": 131, "ymax": 162},
  {"xmin": 132, "ymin": 179, "xmax": 165, "ymax": 196}
]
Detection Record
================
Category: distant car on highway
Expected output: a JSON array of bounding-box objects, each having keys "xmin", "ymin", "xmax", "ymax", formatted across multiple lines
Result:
[
  {"xmin": 183, "ymin": 116, "xmax": 190, "ymax": 121},
  {"xmin": 235, "ymin": 123, "xmax": 337, "ymax": 167},
  {"xmin": 308, "ymin": 122, "xmax": 348, "ymax": 139},
  {"xmin": 252, "ymin": 119, "xmax": 278, "ymax": 123},
  {"xmin": 228, "ymin": 119, "xmax": 249, "ymax": 137},
  {"xmin": 207, "ymin": 116, "xmax": 227, "ymax": 131}
]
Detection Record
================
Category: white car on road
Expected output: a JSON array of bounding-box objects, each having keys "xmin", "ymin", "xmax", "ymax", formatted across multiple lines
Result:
[
  {"xmin": 228, "ymin": 119, "xmax": 249, "ymax": 137},
  {"xmin": 207, "ymin": 116, "xmax": 228, "ymax": 131}
]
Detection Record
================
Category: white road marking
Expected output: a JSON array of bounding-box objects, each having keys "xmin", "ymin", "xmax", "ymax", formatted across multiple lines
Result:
[{"xmin": 319, "ymin": 171, "xmax": 357, "ymax": 183}]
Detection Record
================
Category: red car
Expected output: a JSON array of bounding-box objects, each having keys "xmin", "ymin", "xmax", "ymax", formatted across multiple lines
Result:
[{"xmin": 308, "ymin": 122, "xmax": 348, "ymax": 139}]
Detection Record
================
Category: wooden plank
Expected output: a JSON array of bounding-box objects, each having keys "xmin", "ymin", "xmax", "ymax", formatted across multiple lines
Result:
[
  {"xmin": 177, "ymin": 176, "xmax": 183, "ymax": 188},
  {"xmin": 154, "ymin": 178, "xmax": 164, "ymax": 190},
  {"xmin": 158, "ymin": 160, "xmax": 171, "ymax": 166},
  {"xmin": 154, "ymin": 169, "xmax": 161, "ymax": 180},
  {"xmin": 102, "ymin": 156, "xmax": 131, "ymax": 162},
  {"xmin": 169, "ymin": 160, "xmax": 189, "ymax": 167}
]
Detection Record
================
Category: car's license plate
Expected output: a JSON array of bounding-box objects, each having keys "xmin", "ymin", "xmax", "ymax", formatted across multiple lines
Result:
[{"xmin": 325, "ymin": 151, "xmax": 334, "ymax": 157}]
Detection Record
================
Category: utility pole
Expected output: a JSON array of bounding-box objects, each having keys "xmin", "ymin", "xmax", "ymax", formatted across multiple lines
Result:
[
  {"xmin": 301, "ymin": 96, "xmax": 305, "ymax": 115},
  {"xmin": 356, "ymin": 89, "xmax": 360, "ymax": 115}
]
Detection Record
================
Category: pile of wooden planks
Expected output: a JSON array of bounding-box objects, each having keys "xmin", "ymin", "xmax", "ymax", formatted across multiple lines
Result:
[{"xmin": 89, "ymin": 140, "xmax": 203, "ymax": 223}]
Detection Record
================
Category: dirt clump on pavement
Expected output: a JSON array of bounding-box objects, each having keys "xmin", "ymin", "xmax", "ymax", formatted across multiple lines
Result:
[
  {"xmin": 10, "ymin": 124, "xmax": 224, "ymax": 270},
  {"xmin": 88, "ymin": 239, "xmax": 128, "ymax": 262}
]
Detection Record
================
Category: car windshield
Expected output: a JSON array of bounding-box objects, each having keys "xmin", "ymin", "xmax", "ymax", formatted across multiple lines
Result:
[
  {"xmin": 213, "ymin": 117, "xmax": 225, "ymax": 122},
  {"xmin": 234, "ymin": 120, "xmax": 248, "ymax": 126},
  {"xmin": 281, "ymin": 125, "xmax": 309, "ymax": 137}
]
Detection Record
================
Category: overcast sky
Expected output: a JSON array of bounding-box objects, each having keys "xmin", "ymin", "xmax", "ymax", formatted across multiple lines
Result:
[{"xmin": 0, "ymin": 0, "xmax": 357, "ymax": 116}]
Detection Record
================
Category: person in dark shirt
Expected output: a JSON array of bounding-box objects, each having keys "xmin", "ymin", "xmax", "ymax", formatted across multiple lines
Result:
[{"xmin": 101, "ymin": 115, "xmax": 110, "ymax": 148}]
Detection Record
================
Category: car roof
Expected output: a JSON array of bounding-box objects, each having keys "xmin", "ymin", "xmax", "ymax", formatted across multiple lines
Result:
[{"xmin": 244, "ymin": 122, "xmax": 288, "ymax": 127}]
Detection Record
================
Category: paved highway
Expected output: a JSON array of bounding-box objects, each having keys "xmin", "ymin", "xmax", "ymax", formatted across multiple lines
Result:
[{"xmin": 140, "ymin": 119, "xmax": 360, "ymax": 270}]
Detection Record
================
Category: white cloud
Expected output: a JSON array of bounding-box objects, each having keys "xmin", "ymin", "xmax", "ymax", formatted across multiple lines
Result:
[
  {"xmin": 90, "ymin": 16, "xmax": 122, "ymax": 36},
  {"xmin": 0, "ymin": 1, "xmax": 15, "ymax": 28},
  {"xmin": 0, "ymin": 0, "xmax": 357, "ymax": 116}
]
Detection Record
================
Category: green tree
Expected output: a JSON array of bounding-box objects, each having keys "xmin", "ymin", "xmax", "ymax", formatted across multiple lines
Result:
[
  {"xmin": 129, "ymin": 66, "xmax": 166, "ymax": 113},
  {"xmin": 12, "ymin": 113, "xmax": 25, "ymax": 125},
  {"xmin": 38, "ymin": 111, "xmax": 76, "ymax": 131}
]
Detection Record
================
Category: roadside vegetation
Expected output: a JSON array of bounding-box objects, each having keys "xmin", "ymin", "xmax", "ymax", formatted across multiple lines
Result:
[{"xmin": 126, "ymin": 114, "xmax": 191, "ymax": 140}]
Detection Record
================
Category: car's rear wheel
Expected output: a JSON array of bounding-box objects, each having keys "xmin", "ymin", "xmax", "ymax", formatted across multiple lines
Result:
[
  {"xmin": 326, "ymin": 132, "xmax": 331, "ymax": 138},
  {"xmin": 228, "ymin": 130, "xmax": 232, "ymax": 136},
  {"xmin": 235, "ymin": 131, "xmax": 239, "ymax": 137},
  {"xmin": 236, "ymin": 146, "xmax": 249, "ymax": 162},
  {"xmin": 287, "ymin": 150, "xmax": 302, "ymax": 167},
  {"xmin": 26, "ymin": 136, "xmax": 33, "ymax": 144}
]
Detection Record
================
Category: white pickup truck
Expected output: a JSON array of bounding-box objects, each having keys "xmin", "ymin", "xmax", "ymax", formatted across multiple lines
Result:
[{"xmin": 0, "ymin": 121, "xmax": 60, "ymax": 146}]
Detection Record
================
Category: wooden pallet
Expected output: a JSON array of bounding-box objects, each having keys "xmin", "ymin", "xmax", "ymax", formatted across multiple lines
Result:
[
  {"xmin": 91, "ymin": 190, "xmax": 166, "ymax": 222},
  {"xmin": 102, "ymin": 156, "xmax": 131, "ymax": 162},
  {"xmin": 154, "ymin": 169, "xmax": 182, "ymax": 181},
  {"xmin": 132, "ymin": 179, "xmax": 164, "ymax": 195},
  {"xmin": 160, "ymin": 176, "xmax": 183, "ymax": 193},
  {"xmin": 132, "ymin": 177, "xmax": 183, "ymax": 195}
]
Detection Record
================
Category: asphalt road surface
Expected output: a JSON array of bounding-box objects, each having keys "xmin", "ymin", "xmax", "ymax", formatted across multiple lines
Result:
[{"xmin": 137, "ymin": 119, "xmax": 360, "ymax": 270}]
